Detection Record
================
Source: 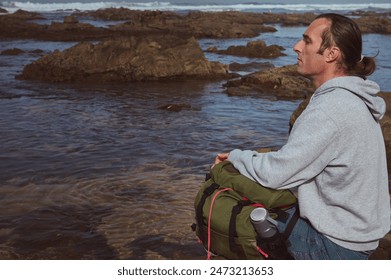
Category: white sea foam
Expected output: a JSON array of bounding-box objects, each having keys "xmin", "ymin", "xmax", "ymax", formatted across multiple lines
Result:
[{"xmin": 1, "ymin": 1, "xmax": 391, "ymax": 13}]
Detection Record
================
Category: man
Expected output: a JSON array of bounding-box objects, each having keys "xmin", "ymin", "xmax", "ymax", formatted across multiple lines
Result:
[{"xmin": 214, "ymin": 13, "xmax": 390, "ymax": 259}]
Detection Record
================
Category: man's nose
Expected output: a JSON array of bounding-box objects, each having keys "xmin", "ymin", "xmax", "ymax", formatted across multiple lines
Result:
[{"xmin": 293, "ymin": 41, "xmax": 302, "ymax": 54}]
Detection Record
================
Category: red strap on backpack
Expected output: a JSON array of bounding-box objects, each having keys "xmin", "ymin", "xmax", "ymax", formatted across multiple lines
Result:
[{"xmin": 207, "ymin": 187, "xmax": 232, "ymax": 260}]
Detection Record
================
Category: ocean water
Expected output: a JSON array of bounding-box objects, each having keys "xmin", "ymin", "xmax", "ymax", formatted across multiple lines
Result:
[
  {"xmin": 0, "ymin": 3, "xmax": 390, "ymax": 259},
  {"xmin": 1, "ymin": 0, "xmax": 391, "ymax": 13}
]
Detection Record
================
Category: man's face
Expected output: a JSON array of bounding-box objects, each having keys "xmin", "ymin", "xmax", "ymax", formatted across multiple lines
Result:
[{"xmin": 293, "ymin": 18, "xmax": 331, "ymax": 79}]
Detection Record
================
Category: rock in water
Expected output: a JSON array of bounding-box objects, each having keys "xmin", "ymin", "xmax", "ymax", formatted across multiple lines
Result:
[{"xmin": 17, "ymin": 34, "xmax": 228, "ymax": 83}]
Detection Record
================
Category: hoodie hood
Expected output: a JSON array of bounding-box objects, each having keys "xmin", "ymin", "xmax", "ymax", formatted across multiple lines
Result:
[{"xmin": 313, "ymin": 76, "xmax": 386, "ymax": 121}]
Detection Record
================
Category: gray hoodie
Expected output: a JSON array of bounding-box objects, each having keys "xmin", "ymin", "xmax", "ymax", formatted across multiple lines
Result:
[{"xmin": 228, "ymin": 76, "xmax": 390, "ymax": 251}]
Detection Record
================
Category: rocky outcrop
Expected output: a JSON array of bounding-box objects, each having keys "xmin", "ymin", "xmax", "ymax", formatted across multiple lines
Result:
[
  {"xmin": 255, "ymin": 12, "xmax": 316, "ymax": 26},
  {"xmin": 177, "ymin": 11, "xmax": 277, "ymax": 38},
  {"xmin": 4, "ymin": 9, "xmax": 43, "ymax": 20},
  {"xmin": 47, "ymin": 17, "xmax": 97, "ymax": 33},
  {"xmin": 256, "ymin": 11, "xmax": 391, "ymax": 34},
  {"xmin": 77, "ymin": 9, "xmax": 391, "ymax": 35},
  {"xmin": 0, "ymin": 48, "xmax": 24, "ymax": 55},
  {"xmin": 0, "ymin": 9, "xmax": 277, "ymax": 41},
  {"xmin": 17, "ymin": 34, "xmax": 228, "ymax": 83},
  {"xmin": 75, "ymin": 7, "xmax": 180, "ymax": 21},
  {"xmin": 81, "ymin": 9, "xmax": 277, "ymax": 39},
  {"xmin": 207, "ymin": 40, "xmax": 286, "ymax": 58},
  {"xmin": 229, "ymin": 61, "xmax": 275, "ymax": 72},
  {"xmin": 225, "ymin": 64, "xmax": 314, "ymax": 100},
  {"xmin": 158, "ymin": 103, "xmax": 193, "ymax": 112},
  {"xmin": 354, "ymin": 15, "xmax": 391, "ymax": 34},
  {"xmin": 0, "ymin": 10, "xmax": 111, "ymax": 41},
  {"xmin": 1, "ymin": 48, "xmax": 44, "ymax": 56},
  {"xmin": 1, "ymin": 9, "xmax": 390, "ymax": 42}
]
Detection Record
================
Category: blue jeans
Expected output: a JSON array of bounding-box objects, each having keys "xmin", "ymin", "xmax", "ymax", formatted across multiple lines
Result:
[{"xmin": 277, "ymin": 207, "xmax": 372, "ymax": 260}]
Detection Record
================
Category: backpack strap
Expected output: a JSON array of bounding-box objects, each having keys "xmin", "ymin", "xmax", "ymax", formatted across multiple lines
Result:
[
  {"xmin": 206, "ymin": 187, "xmax": 232, "ymax": 260},
  {"xmin": 281, "ymin": 204, "xmax": 300, "ymax": 241},
  {"xmin": 195, "ymin": 182, "xmax": 220, "ymax": 243},
  {"xmin": 228, "ymin": 200, "xmax": 253, "ymax": 259}
]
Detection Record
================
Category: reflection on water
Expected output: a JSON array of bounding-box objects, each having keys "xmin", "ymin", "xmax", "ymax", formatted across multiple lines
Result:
[{"xmin": 0, "ymin": 77, "xmax": 298, "ymax": 259}]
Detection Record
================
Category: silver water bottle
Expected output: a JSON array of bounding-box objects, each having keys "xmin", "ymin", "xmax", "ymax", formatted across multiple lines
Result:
[{"xmin": 250, "ymin": 207, "xmax": 278, "ymax": 238}]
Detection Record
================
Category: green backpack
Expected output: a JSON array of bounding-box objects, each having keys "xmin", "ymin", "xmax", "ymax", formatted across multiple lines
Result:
[{"xmin": 193, "ymin": 160, "xmax": 298, "ymax": 260}]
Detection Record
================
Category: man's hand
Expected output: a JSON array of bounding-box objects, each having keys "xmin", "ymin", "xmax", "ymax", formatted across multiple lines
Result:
[{"xmin": 211, "ymin": 153, "xmax": 229, "ymax": 169}]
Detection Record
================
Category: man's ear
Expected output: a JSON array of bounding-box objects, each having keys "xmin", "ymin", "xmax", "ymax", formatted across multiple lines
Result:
[{"xmin": 325, "ymin": 46, "xmax": 341, "ymax": 63}]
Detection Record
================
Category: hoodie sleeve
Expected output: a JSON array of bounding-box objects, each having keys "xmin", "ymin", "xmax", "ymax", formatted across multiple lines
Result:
[{"xmin": 228, "ymin": 104, "xmax": 340, "ymax": 189}]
